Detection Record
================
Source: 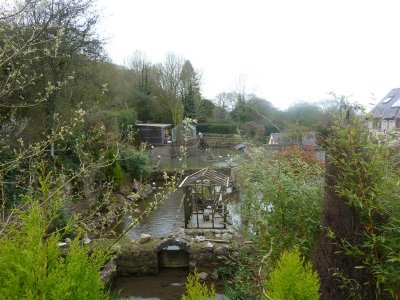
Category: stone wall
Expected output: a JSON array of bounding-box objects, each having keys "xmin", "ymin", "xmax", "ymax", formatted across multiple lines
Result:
[
  {"xmin": 115, "ymin": 238, "xmax": 159, "ymax": 276},
  {"xmin": 202, "ymin": 133, "xmax": 242, "ymax": 148},
  {"xmin": 109, "ymin": 231, "xmax": 251, "ymax": 281},
  {"xmin": 189, "ymin": 241, "xmax": 237, "ymax": 276}
]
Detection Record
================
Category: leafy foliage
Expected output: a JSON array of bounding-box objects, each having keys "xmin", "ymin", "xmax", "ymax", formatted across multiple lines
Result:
[
  {"xmin": 316, "ymin": 102, "xmax": 400, "ymax": 298},
  {"xmin": 265, "ymin": 247, "xmax": 320, "ymax": 300},
  {"xmin": 120, "ymin": 146, "xmax": 151, "ymax": 181},
  {"xmin": 182, "ymin": 269, "xmax": 215, "ymax": 300},
  {"xmin": 237, "ymin": 147, "xmax": 324, "ymax": 260},
  {"xmin": 223, "ymin": 147, "xmax": 323, "ymax": 299},
  {"xmin": 196, "ymin": 123, "xmax": 239, "ymax": 134},
  {"xmin": 88, "ymin": 109, "xmax": 137, "ymax": 140},
  {"xmin": 0, "ymin": 178, "xmax": 109, "ymax": 299},
  {"xmin": 218, "ymin": 248, "xmax": 264, "ymax": 299}
]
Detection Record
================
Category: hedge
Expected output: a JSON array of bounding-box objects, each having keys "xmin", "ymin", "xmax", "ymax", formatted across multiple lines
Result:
[{"xmin": 196, "ymin": 123, "xmax": 240, "ymax": 134}]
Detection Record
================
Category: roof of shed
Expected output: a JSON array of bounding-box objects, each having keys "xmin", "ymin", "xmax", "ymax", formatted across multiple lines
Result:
[{"xmin": 179, "ymin": 168, "xmax": 230, "ymax": 188}]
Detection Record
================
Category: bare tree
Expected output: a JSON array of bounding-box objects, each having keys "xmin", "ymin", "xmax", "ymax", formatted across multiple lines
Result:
[{"xmin": 154, "ymin": 53, "xmax": 184, "ymax": 125}]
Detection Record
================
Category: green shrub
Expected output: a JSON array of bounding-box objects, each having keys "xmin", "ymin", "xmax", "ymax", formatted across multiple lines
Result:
[
  {"xmin": 237, "ymin": 147, "xmax": 324, "ymax": 260},
  {"xmin": 316, "ymin": 102, "xmax": 400, "ymax": 298},
  {"xmin": 196, "ymin": 123, "xmax": 239, "ymax": 134},
  {"xmin": 88, "ymin": 109, "xmax": 136, "ymax": 137},
  {"xmin": 0, "ymin": 141, "xmax": 24, "ymax": 208},
  {"xmin": 0, "ymin": 200, "xmax": 109, "ymax": 299},
  {"xmin": 120, "ymin": 147, "xmax": 151, "ymax": 181},
  {"xmin": 182, "ymin": 269, "xmax": 215, "ymax": 300},
  {"xmin": 110, "ymin": 162, "xmax": 123, "ymax": 185},
  {"xmin": 101, "ymin": 148, "xmax": 124, "ymax": 186},
  {"xmin": 265, "ymin": 247, "xmax": 320, "ymax": 300},
  {"xmin": 218, "ymin": 248, "xmax": 263, "ymax": 299}
]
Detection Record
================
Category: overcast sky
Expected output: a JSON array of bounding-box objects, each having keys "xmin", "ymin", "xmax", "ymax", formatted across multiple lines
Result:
[{"xmin": 97, "ymin": 0, "xmax": 400, "ymax": 110}]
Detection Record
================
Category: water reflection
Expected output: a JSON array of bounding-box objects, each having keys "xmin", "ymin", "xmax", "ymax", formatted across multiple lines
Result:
[
  {"xmin": 125, "ymin": 189, "xmax": 185, "ymax": 240},
  {"xmin": 155, "ymin": 148, "xmax": 240, "ymax": 171},
  {"xmin": 113, "ymin": 268, "xmax": 188, "ymax": 300}
]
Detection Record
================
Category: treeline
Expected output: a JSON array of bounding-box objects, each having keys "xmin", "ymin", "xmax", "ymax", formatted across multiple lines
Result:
[{"xmin": 0, "ymin": 0, "xmax": 332, "ymax": 147}]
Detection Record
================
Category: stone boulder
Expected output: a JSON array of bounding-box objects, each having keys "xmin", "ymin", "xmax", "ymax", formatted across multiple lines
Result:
[
  {"xmin": 198, "ymin": 272, "xmax": 208, "ymax": 282},
  {"xmin": 139, "ymin": 233, "xmax": 151, "ymax": 244}
]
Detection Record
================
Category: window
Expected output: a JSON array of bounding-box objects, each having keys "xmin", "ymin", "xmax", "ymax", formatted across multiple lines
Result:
[
  {"xmin": 391, "ymin": 99, "xmax": 400, "ymax": 107},
  {"xmin": 382, "ymin": 96, "xmax": 393, "ymax": 103}
]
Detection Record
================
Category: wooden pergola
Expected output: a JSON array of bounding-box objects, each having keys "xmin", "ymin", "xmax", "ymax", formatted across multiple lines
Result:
[{"xmin": 179, "ymin": 168, "xmax": 230, "ymax": 229}]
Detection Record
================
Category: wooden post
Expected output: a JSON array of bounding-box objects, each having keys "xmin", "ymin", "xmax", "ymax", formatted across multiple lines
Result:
[
  {"xmin": 212, "ymin": 185, "xmax": 215, "ymax": 229},
  {"xmin": 195, "ymin": 182, "xmax": 199, "ymax": 228},
  {"xmin": 184, "ymin": 188, "xmax": 189, "ymax": 228}
]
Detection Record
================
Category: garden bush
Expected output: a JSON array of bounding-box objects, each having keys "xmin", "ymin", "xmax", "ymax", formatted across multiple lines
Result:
[
  {"xmin": 182, "ymin": 269, "xmax": 215, "ymax": 300},
  {"xmin": 120, "ymin": 147, "xmax": 151, "ymax": 181},
  {"xmin": 265, "ymin": 246, "xmax": 320, "ymax": 300},
  {"xmin": 314, "ymin": 102, "xmax": 400, "ymax": 298},
  {"xmin": 236, "ymin": 147, "xmax": 324, "ymax": 261},
  {"xmin": 196, "ymin": 123, "xmax": 239, "ymax": 134},
  {"xmin": 0, "ymin": 179, "xmax": 109, "ymax": 299}
]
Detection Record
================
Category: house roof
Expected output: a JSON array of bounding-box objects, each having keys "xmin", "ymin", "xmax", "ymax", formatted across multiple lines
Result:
[
  {"xmin": 370, "ymin": 88, "xmax": 400, "ymax": 119},
  {"xmin": 136, "ymin": 123, "xmax": 172, "ymax": 128},
  {"xmin": 179, "ymin": 168, "xmax": 230, "ymax": 188}
]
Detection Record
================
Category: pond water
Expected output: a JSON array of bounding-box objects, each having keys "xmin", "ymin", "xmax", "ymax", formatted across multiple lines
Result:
[
  {"xmin": 124, "ymin": 147, "xmax": 243, "ymax": 239},
  {"xmin": 112, "ymin": 268, "xmax": 228, "ymax": 300},
  {"xmin": 155, "ymin": 148, "xmax": 240, "ymax": 171},
  {"xmin": 124, "ymin": 189, "xmax": 185, "ymax": 239},
  {"xmin": 113, "ymin": 268, "xmax": 188, "ymax": 300},
  {"xmin": 113, "ymin": 147, "xmax": 241, "ymax": 299}
]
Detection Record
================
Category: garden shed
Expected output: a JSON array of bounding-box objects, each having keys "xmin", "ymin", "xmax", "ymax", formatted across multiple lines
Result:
[
  {"xmin": 136, "ymin": 123, "xmax": 172, "ymax": 144},
  {"xmin": 179, "ymin": 168, "xmax": 230, "ymax": 229}
]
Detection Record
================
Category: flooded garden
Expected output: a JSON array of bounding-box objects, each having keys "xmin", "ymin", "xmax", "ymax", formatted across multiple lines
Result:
[{"xmin": 110, "ymin": 146, "xmax": 243, "ymax": 299}]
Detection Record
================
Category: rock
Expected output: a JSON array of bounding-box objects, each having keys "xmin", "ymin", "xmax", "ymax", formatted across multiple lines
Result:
[
  {"xmin": 198, "ymin": 272, "xmax": 208, "ymax": 282},
  {"xmin": 189, "ymin": 261, "xmax": 197, "ymax": 269},
  {"xmin": 101, "ymin": 260, "xmax": 117, "ymax": 286},
  {"xmin": 83, "ymin": 234, "xmax": 91, "ymax": 245},
  {"xmin": 203, "ymin": 241, "xmax": 214, "ymax": 251},
  {"xmin": 139, "ymin": 233, "xmax": 151, "ymax": 244},
  {"xmin": 183, "ymin": 235, "xmax": 193, "ymax": 242},
  {"xmin": 211, "ymin": 270, "xmax": 219, "ymax": 281},
  {"xmin": 65, "ymin": 237, "xmax": 72, "ymax": 244},
  {"xmin": 215, "ymin": 233, "xmax": 221, "ymax": 239},
  {"xmin": 221, "ymin": 233, "xmax": 233, "ymax": 241},
  {"xmin": 214, "ymin": 244, "xmax": 232, "ymax": 256},
  {"xmin": 194, "ymin": 235, "xmax": 205, "ymax": 242}
]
